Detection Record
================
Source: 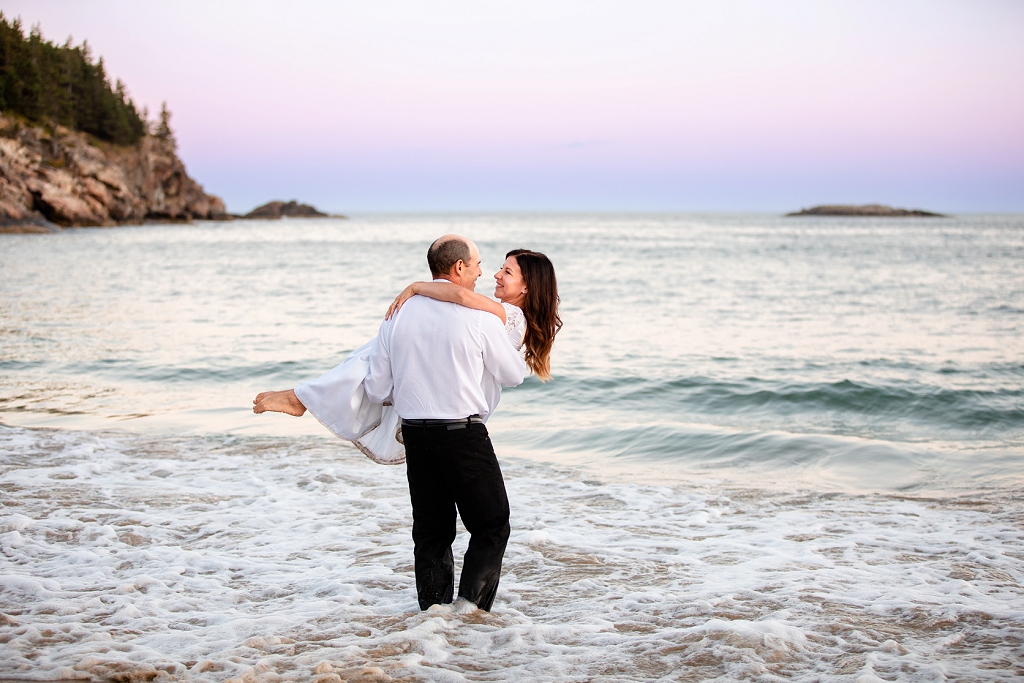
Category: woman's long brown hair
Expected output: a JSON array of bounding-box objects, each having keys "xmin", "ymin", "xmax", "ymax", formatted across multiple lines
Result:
[{"xmin": 506, "ymin": 249, "xmax": 561, "ymax": 381}]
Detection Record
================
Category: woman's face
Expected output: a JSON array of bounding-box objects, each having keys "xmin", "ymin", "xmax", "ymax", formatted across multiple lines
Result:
[{"xmin": 494, "ymin": 256, "xmax": 527, "ymax": 306}]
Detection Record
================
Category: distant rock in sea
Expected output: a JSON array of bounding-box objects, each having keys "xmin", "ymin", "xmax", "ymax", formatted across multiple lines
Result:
[
  {"xmin": 786, "ymin": 204, "xmax": 945, "ymax": 217},
  {"xmin": 0, "ymin": 114, "xmax": 228, "ymax": 233},
  {"xmin": 244, "ymin": 200, "xmax": 336, "ymax": 219}
]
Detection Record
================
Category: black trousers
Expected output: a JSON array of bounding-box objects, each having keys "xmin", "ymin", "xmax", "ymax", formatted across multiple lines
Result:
[{"xmin": 401, "ymin": 421, "xmax": 510, "ymax": 612}]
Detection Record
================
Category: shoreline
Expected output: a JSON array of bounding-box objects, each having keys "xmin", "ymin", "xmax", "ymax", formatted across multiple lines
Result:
[{"xmin": 1, "ymin": 417, "xmax": 1019, "ymax": 502}]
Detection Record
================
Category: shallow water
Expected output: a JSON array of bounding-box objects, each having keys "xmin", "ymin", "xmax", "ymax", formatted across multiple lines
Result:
[
  {"xmin": 1, "ymin": 214, "xmax": 1023, "ymax": 680},
  {"xmin": 2, "ymin": 428, "xmax": 1022, "ymax": 681}
]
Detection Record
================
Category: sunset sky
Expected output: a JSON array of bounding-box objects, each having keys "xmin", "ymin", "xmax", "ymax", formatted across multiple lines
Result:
[{"xmin": 5, "ymin": 1, "xmax": 1023, "ymax": 213}]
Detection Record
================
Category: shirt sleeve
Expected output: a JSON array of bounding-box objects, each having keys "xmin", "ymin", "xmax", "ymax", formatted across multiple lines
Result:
[
  {"xmin": 501, "ymin": 302, "xmax": 527, "ymax": 350},
  {"xmin": 479, "ymin": 313, "xmax": 527, "ymax": 387},
  {"xmin": 364, "ymin": 317, "xmax": 394, "ymax": 404}
]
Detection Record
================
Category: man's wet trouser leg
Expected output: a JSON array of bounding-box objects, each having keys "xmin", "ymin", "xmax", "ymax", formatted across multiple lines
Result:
[{"xmin": 402, "ymin": 422, "xmax": 510, "ymax": 612}]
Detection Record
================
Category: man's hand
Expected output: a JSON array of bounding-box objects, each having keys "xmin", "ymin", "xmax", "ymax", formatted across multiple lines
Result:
[{"xmin": 253, "ymin": 389, "xmax": 306, "ymax": 416}]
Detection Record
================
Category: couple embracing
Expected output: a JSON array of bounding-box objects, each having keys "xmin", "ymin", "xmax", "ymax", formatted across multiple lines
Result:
[{"xmin": 254, "ymin": 235, "xmax": 560, "ymax": 612}]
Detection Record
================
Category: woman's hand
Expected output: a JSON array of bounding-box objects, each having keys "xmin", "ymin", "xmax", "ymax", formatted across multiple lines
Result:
[{"xmin": 385, "ymin": 283, "xmax": 419, "ymax": 320}]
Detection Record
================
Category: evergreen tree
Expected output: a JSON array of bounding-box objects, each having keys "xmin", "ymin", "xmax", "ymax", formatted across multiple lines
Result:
[
  {"xmin": 155, "ymin": 101, "xmax": 175, "ymax": 147},
  {"xmin": 0, "ymin": 13, "xmax": 148, "ymax": 145}
]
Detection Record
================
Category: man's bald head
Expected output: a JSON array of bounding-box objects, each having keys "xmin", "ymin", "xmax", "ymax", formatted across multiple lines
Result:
[{"xmin": 427, "ymin": 235, "xmax": 471, "ymax": 278}]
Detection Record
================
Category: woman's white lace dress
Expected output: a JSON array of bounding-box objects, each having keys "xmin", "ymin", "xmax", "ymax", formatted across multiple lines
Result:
[{"xmin": 294, "ymin": 302, "xmax": 526, "ymax": 465}]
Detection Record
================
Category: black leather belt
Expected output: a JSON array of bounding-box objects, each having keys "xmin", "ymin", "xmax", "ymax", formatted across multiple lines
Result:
[{"xmin": 401, "ymin": 414, "xmax": 483, "ymax": 429}]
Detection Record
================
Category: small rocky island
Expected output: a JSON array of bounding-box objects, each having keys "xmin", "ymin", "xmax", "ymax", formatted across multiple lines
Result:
[
  {"xmin": 244, "ymin": 200, "xmax": 333, "ymax": 219},
  {"xmin": 787, "ymin": 204, "xmax": 945, "ymax": 217}
]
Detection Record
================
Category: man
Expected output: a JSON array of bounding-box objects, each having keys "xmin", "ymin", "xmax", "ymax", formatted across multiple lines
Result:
[{"xmin": 364, "ymin": 234, "xmax": 526, "ymax": 611}]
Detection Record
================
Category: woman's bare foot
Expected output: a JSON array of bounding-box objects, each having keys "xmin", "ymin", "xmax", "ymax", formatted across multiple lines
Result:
[{"xmin": 253, "ymin": 389, "xmax": 306, "ymax": 416}]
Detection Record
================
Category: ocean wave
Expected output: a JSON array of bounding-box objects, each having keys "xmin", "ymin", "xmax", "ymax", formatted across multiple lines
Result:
[
  {"xmin": 12, "ymin": 360, "xmax": 1022, "ymax": 435},
  {"xmin": 504, "ymin": 420, "xmax": 987, "ymax": 492},
  {"xmin": 522, "ymin": 374, "xmax": 1024, "ymax": 433},
  {"xmin": 50, "ymin": 358, "xmax": 339, "ymax": 384}
]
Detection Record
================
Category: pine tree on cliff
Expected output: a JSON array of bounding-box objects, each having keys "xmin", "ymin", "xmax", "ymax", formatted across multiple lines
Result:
[
  {"xmin": 0, "ymin": 13, "xmax": 146, "ymax": 145},
  {"xmin": 154, "ymin": 101, "xmax": 176, "ymax": 149}
]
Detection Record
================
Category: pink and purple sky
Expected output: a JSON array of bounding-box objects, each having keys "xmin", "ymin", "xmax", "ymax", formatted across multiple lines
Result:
[{"xmin": 5, "ymin": 1, "xmax": 1024, "ymax": 212}]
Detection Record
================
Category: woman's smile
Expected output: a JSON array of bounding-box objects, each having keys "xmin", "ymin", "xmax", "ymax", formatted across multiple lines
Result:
[{"xmin": 493, "ymin": 256, "xmax": 526, "ymax": 307}]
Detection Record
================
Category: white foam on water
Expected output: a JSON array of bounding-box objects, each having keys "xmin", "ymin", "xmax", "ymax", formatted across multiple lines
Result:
[{"xmin": 1, "ymin": 425, "xmax": 1022, "ymax": 681}]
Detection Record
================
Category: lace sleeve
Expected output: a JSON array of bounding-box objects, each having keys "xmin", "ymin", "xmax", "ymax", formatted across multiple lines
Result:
[{"xmin": 501, "ymin": 303, "xmax": 526, "ymax": 350}]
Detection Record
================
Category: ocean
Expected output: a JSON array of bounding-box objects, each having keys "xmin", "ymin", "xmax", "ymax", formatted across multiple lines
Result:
[{"xmin": 1, "ymin": 214, "xmax": 1022, "ymax": 681}]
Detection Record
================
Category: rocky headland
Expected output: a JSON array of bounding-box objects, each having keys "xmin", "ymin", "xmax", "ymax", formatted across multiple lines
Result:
[
  {"xmin": 0, "ymin": 113, "xmax": 228, "ymax": 233},
  {"xmin": 787, "ymin": 204, "xmax": 945, "ymax": 217}
]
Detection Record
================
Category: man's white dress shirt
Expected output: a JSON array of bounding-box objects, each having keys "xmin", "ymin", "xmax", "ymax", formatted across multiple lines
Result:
[{"xmin": 365, "ymin": 290, "xmax": 527, "ymax": 420}]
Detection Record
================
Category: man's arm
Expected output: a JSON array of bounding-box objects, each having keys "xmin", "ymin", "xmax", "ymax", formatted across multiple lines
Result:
[
  {"xmin": 364, "ymin": 318, "xmax": 395, "ymax": 404},
  {"xmin": 479, "ymin": 314, "xmax": 527, "ymax": 387}
]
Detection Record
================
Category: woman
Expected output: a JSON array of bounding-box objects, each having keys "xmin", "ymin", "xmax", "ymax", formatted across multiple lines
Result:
[{"xmin": 253, "ymin": 249, "xmax": 561, "ymax": 464}]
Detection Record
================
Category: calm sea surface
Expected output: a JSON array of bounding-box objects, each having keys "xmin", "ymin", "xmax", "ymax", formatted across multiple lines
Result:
[{"xmin": 1, "ymin": 214, "xmax": 1022, "ymax": 680}]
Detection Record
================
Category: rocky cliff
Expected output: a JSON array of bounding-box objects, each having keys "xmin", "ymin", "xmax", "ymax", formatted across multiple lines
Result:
[{"xmin": 0, "ymin": 113, "xmax": 227, "ymax": 232}]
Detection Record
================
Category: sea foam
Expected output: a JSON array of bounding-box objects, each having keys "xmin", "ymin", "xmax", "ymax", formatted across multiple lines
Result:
[{"xmin": 1, "ymin": 425, "xmax": 1021, "ymax": 681}]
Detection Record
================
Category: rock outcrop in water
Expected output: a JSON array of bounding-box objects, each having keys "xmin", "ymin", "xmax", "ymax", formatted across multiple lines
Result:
[
  {"xmin": 787, "ymin": 204, "xmax": 945, "ymax": 217},
  {"xmin": 244, "ymin": 200, "xmax": 330, "ymax": 219},
  {"xmin": 0, "ymin": 113, "xmax": 228, "ymax": 233}
]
